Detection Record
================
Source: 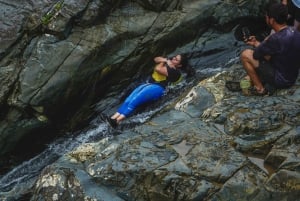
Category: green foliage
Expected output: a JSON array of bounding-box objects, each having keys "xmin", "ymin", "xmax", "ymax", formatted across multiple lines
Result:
[
  {"xmin": 41, "ymin": 0, "xmax": 64, "ymax": 25},
  {"xmin": 55, "ymin": 1, "xmax": 64, "ymax": 10},
  {"xmin": 41, "ymin": 13, "xmax": 52, "ymax": 25}
]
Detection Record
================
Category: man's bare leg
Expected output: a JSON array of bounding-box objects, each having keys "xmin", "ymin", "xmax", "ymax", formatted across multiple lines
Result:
[{"xmin": 240, "ymin": 49, "xmax": 265, "ymax": 93}]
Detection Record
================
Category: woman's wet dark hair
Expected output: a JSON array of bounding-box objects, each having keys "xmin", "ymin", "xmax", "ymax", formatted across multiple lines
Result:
[
  {"xmin": 167, "ymin": 54, "xmax": 195, "ymax": 77},
  {"xmin": 179, "ymin": 54, "xmax": 188, "ymax": 68},
  {"xmin": 180, "ymin": 54, "xmax": 195, "ymax": 77}
]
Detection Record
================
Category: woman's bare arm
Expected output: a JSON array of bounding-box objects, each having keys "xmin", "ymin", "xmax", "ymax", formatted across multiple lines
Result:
[
  {"xmin": 154, "ymin": 56, "xmax": 168, "ymax": 63},
  {"xmin": 154, "ymin": 62, "xmax": 168, "ymax": 76}
]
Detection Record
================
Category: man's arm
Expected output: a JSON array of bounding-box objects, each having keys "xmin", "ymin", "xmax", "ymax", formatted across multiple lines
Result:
[{"xmin": 246, "ymin": 36, "xmax": 261, "ymax": 47}]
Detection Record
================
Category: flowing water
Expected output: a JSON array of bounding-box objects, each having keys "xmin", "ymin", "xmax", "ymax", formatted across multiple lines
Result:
[{"xmin": 0, "ymin": 121, "xmax": 108, "ymax": 195}]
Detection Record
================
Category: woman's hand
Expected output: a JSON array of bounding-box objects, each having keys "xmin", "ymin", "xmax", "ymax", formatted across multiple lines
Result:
[{"xmin": 166, "ymin": 59, "xmax": 172, "ymax": 66}]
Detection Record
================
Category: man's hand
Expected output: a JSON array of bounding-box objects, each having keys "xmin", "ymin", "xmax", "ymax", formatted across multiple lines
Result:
[{"xmin": 245, "ymin": 36, "xmax": 260, "ymax": 47}]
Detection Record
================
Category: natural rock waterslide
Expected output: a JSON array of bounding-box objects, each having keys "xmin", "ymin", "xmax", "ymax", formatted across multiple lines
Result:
[{"xmin": 0, "ymin": 0, "xmax": 299, "ymax": 200}]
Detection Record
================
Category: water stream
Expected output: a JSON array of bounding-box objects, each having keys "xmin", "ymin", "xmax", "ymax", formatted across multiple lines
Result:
[{"xmin": 0, "ymin": 121, "xmax": 107, "ymax": 193}]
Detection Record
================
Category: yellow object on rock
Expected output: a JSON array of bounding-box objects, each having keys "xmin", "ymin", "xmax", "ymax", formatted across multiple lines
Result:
[{"xmin": 240, "ymin": 79, "xmax": 251, "ymax": 95}]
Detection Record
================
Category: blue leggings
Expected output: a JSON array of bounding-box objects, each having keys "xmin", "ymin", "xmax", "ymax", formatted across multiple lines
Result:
[{"xmin": 117, "ymin": 83, "xmax": 165, "ymax": 117}]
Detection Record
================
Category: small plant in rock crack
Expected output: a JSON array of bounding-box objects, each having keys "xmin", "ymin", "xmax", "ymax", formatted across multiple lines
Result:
[{"xmin": 41, "ymin": 0, "xmax": 64, "ymax": 25}]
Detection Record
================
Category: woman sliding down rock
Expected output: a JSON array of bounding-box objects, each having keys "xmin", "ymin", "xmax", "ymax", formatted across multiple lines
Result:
[{"xmin": 101, "ymin": 54, "xmax": 194, "ymax": 128}]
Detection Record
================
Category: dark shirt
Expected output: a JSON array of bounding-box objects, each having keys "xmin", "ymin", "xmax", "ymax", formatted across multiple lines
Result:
[
  {"xmin": 253, "ymin": 27, "xmax": 300, "ymax": 87},
  {"xmin": 166, "ymin": 65, "xmax": 181, "ymax": 82},
  {"xmin": 149, "ymin": 63, "xmax": 181, "ymax": 88}
]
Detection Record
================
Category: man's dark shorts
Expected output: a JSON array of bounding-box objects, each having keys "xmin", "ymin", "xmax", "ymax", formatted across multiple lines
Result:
[{"xmin": 256, "ymin": 60, "xmax": 276, "ymax": 87}]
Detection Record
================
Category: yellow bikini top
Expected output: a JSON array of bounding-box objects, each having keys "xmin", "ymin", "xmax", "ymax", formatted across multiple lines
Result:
[{"xmin": 152, "ymin": 70, "xmax": 166, "ymax": 82}]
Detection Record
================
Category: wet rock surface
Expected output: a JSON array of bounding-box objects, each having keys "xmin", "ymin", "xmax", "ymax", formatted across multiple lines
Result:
[{"xmin": 28, "ymin": 64, "xmax": 300, "ymax": 201}]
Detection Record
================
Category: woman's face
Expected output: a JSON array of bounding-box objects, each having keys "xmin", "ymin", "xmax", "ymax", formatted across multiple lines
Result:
[{"xmin": 171, "ymin": 55, "xmax": 182, "ymax": 67}]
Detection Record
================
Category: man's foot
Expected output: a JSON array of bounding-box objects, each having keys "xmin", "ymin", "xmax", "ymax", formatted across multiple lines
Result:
[{"xmin": 248, "ymin": 87, "xmax": 269, "ymax": 96}]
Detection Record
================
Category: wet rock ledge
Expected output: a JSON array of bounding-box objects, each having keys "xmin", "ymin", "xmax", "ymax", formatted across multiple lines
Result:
[{"xmin": 29, "ymin": 64, "xmax": 300, "ymax": 201}]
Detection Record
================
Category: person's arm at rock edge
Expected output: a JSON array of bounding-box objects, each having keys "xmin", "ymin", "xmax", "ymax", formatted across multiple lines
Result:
[{"xmin": 245, "ymin": 35, "xmax": 261, "ymax": 47}]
